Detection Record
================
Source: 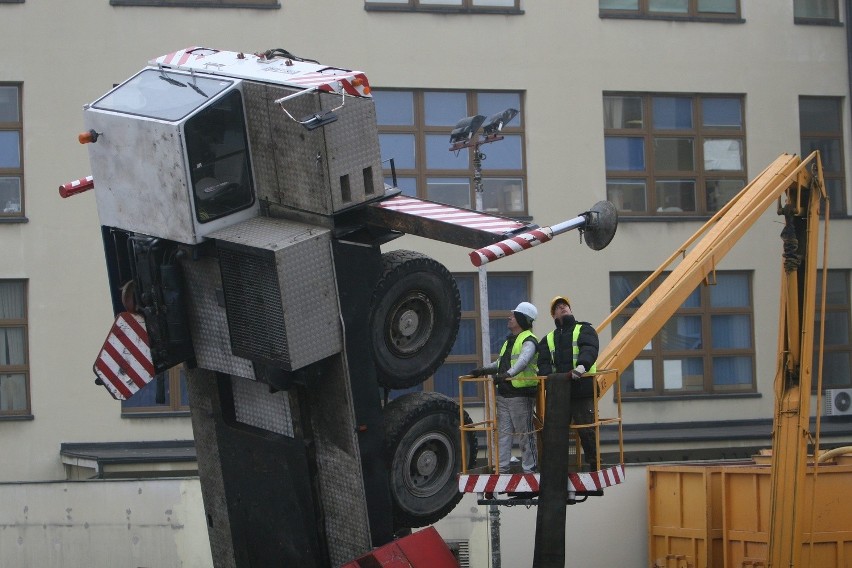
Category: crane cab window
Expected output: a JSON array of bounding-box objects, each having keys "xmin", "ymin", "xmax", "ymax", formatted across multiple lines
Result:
[{"xmin": 184, "ymin": 90, "xmax": 255, "ymax": 223}]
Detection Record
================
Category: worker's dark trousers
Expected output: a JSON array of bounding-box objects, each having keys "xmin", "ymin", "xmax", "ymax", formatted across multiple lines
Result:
[{"xmin": 570, "ymin": 396, "xmax": 597, "ymax": 468}]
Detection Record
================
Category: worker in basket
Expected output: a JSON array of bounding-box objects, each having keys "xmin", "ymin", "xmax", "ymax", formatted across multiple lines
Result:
[
  {"xmin": 471, "ymin": 301, "xmax": 540, "ymax": 475},
  {"xmin": 537, "ymin": 295, "xmax": 600, "ymax": 471}
]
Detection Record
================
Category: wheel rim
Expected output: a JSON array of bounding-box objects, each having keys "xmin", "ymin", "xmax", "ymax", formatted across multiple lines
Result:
[
  {"xmin": 402, "ymin": 431, "xmax": 453, "ymax": 498},
  {"xmin": 386, "ymin": 291, "xmax": 435, "ymax": 357}
]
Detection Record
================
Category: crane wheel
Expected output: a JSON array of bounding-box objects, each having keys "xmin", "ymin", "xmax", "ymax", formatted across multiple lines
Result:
[
  {"xmin": 383, "ymin": 391, "xmax": 477, "ymax": 531},
  {"xmin": 369, "ymin": 250, "xmax": 460, "ymax": 390}
]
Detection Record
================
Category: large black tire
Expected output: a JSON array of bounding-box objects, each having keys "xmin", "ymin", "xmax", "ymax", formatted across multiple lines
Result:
[
  {"xmin": 369, "ymin": 250, "xmax": 461, "ymax": 390},
  {"xmin": 383, "ymin": 391, "xmax": 477, "ymax": 531}
]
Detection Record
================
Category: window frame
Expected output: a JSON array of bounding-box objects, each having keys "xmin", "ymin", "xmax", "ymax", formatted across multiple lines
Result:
[
  {"xmin": 814, "ymin": 270, "xmax": 852, "ymax": 392},
  {"xmin": 365, "ymin": 0, "xmax": 522, "ymax": 14},
  {"xmin": 0, "ymin": 279, "xmax": 30, "ymax": 417},
  {"xmin": 604, "ymin": 92, "xmax": 747, "ymax": 217},
  {"xmin": 610, "ymin": 270, "xmax": 757, "ymax": 398},
  {"xmin": 121, "ymin": 365, "xmax": 189, "ymax": 416},
  {"xmin": 0, "ymin": 83, "xmax": 24, "ymax": 220},
  {"xmin": 599, "ymin": 0, "xmax": 742, "ymax": 22},
  {"xmin": 109, "ymin": 0, "xmax": 278, "ymax": 7},
  {"xmin": 793, "ymin": 0, "xmax": 840, "ymax": 24},
  {"xmin": 375, "ymin": 88, "xmax": 528, "ymax": 217},
  {"xmin": 799, "ymin": 96, "xmax": 846, "ymax": 217}
]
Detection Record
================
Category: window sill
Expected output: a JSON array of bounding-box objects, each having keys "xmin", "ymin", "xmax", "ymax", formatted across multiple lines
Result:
[
  {"xmin": 0, "ymin": 413, "xmax": 34, "ymax": 421},
  {"xmin": 121, "ymin": 410, "xmax": 191, "ymax": 418},
  {"xmin": 619, "ymin": 391, "xmax": 761, "ymax": 402},
  {"xmin": 0, "ymin": 216, "xmax": 28, "ymax": 223},
  {"xmin": 794, "ymin": 18, "xmax": 842, "ymax": 26},
  {"xmin": 365, "ymin": 5, "xmax": 523, "ymax": 15},
  {"xmin": 600, "ymin": 12, "xmax": 744, "ymax": 24}
]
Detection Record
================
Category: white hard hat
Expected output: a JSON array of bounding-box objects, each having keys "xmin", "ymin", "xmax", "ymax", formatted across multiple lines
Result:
[{"xmin": 514, "ymin": 301, "xmax": 538, "ymax": 321}]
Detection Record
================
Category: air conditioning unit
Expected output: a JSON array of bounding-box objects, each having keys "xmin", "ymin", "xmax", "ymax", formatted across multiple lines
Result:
[{"xmin": 825, "ymin": 388, "xmax": 852, "ymax": 416}]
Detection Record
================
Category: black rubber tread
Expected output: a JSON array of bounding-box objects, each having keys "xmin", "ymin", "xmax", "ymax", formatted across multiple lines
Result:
[
  {"xmin": 369, "ymin": 250, "xmax": 461, "ymax": 389},
  {"xmin": 383, "ymin": 391, "xmax": 477, "ymax": 530}
]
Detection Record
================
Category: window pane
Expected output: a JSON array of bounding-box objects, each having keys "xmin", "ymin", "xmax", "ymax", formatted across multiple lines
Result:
[
  {"xmin": 456, "ymin": 275, "xmax": 476, "ymax": 311},
  {"xmin": 482, "ymin": 178, "xmax": 524, "ymax": 213},
  {"xmin": 680, "ymin": 287, "xmax": 700, "ymax": 308},
  {"xmin": 373, "ymin": 91, "xmax": 414, "ymax": 126},
  {"xmin": 823, "ymin": 179, "xmax": 845, "ymax": 217},
  {"xmin": 653, "ymin": 97, "xmax": 693, "ymax": 129},
  {"xmin": 425, "ymin": 92, "xmax": 468, "ymax": 127},
  {"xmin": 489, "ymin": 317, "xmax": 507, "ymax": 355},
  {"xmin": 821, "ymin": 352, "xmax": 851, "ymax": 389},
  {"xmin": 479, "ymin": 134, "xmax": 522, "ymax": 170},
  {"xmin": 488, "ymin": 274, "xmax": 529, "ymax": 310},
  {"xmin": 420, "ymin": 0, "xmax": 463, "ymax": 4},
  {"xmin": 0, "ymin": 281, "xmax": 25, "ymax": 318},
  {"xmin": 123, "ymin": 373, "xmax": 168, "ymax": 408},
  {"xmin": 433, "ymin": 363, "xmax": 478, "ymax": 399},
  {"xmin": 712, "ymin": 356, "xmax": 753, "ymax": 388},
  {"xmin": 704, "ymin": 139, "xmax": 743, "ymax": 171},
  {"xmin": 473, "ymin": 0, "xmax": 515, "ymax": 6},
  {"xmin": 478, "ymin": 93, "xmax": 522, "ymax": 128},
  {"xmin": 451, "ymin": 319, "xmax": 477, "ymax": 356},
  {"xmin": 427, "ymin": 134, "xmax": 470, "ymax": 169},
  {"xmin": 610, "ymin": 273, "xmax": 652, "ymax": 308},
  {"xmin": 0, "ymin": 374, "xmax": 27, "ymax": 411},
  {"xmin": 801, "ymin": 138, "xmax": 841, "ymax": 173},
  {"xmin": 604, "ymin": 96, "xmax": 643, "ymax": 129},
  {"xmin": 607, "ymin": 179, "xmax": 646, "ymax": 212},
  {"xmin": 794, "ymin": 0, "xmax": 838, "ymax": 19},
  {"xmin": 426, "ymin": 177, "xmax": 470, "ymax": 208},
  {"xmin": 698, "ymin": 0, "xmax": 737, "ymax": 12},
  {"xmin": 663, "ymin": 358, "xmax": 704, "ymax": 391},
  {"xmin": 0, "ymin": 131, "xmax": 21, "ymax": 168},
  {"xmin": 0, "ymin": 86, "xmax": 19, "ymax": 122},
  {"xmin": 605, "ymin": 137, "xmax": 645, "ymax": 170},
  {"xmin": 655, "ymin": 180, "xmax": 695, "ymax": 212},
  {"xmin": 711, "ymin": 315, "xmax": 752, "ymax": 348},
  {"xmin": 0, "ymin": 177, "xmax": 21, "ymax": 214},
  {"xmin": 649, "ymin": 0, "xmax": 688, "ymax": 12},
  {"xmin": 820, "ymin": 312, "xmax": 850, "ymax": 345},
  {"xmin": 661, "ymin": 316, "xmax": 702, "ymax": 350},
  {"xmin": 706, "ymin": 179, "xmax": 744, "ymax": 212},
  {"xmin": 386, "ymin": 176, "xmax": 417, "ymax": 197},
  {"xmin": 800, "ymin": 98, "xmax": 841, "ymax": 133},
  {"xmin": 703, "ymin": 98, "xmax": 742, "ymax": 128},
  {"xmin": 379, "ymin": 133, "xmax": 415, "ymax": 169},
  {"xmin": 0, "ymin": 328, "xmax": 26, "ymax": 365},
  {"xmin": 654, "ymin": 138, "xmax": 694, "ymax": 171},
  {"xmin": 821, "ymin": 271, "xmax": 849, "ymax": 304},
  {"xmin": 600, "ymin": 0, "xmax": 638, "ymax": 8},
  {"xmin": 710, "ymin": 273, "xmax": 749, "ymax": 307}
]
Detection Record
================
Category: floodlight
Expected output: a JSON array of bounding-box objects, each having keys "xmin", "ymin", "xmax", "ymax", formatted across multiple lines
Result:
[
  {"xmin": 449, "ymin": 114, "xmax": 486, "ymax": 147},
  {"xmin": 481, "ymin": 108, "xmax": 519, "ymax": 137}
]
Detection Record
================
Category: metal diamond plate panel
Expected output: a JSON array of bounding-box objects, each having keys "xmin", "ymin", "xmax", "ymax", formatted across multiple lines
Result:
[
  {"xmin": 243, "ymin": 81, "xmax": 282, "ymax": 206},
  {"xmin": 231, "ymin": 375, "xmax": 293, "ymax": 436},
  {"xmin": 180, "ymin": 256, "xmax": 255, "ymax": 378},
  {"xmin": 211, "ymin": 217, "xmax": 342, "ymax": 371}
]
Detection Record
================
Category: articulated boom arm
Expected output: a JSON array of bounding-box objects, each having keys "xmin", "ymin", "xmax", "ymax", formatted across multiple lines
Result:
[{"xmin": 593, "ymin": 153, "xmax": 823, "ymax": 400}]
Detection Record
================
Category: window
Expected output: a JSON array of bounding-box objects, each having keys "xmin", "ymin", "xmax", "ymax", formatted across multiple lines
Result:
[
  {"xmin": 121, "ymin": 366, "xmax": 188, "ymax": 414},
  {"xmin": 610, "ymin": 271, "xmax": 755, "ymax": 396},
  {"xmin": 365, "ymin": 0, "xmax": 521, "ymax": 13},
  {"xmin": 599, "ymin": 0, "xmax": 740, "ymax": 20},
  {"xmin": 400, "ymin": 273, "xmax": 531, "ymax": 401},
  {"xmin": 0, "ymin": 280, "xmax": 29, "ymax": 416},
  {"xmin": 374, "ymin": 90, "xmax": 527, "ymax": 216},
  {"xmin": 794, "ymin": 0, "xmax": 839, "ymax": 23},
  {"xmin": 0, "ymin": 84, "xmax": 23, "ymax": 218},
  {"xmin": 800, "ymin": 97, "xmax": 845, "ymax": 217},
  {"xmin": 604, "ymin": 93, "xmax": 746, "ymax": 216},
  {"xmin": 814, "ymin": 271, "xmax": 852, "ymax": 391},
  {"xmin": 110, "ymin": 0, "xmax": 277, "ymax": 6}
]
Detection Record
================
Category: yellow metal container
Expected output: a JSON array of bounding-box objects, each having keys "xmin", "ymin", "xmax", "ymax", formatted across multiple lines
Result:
[{"xmin": 648, "ymin": 461, "xmax": 852, "ymax": 567}]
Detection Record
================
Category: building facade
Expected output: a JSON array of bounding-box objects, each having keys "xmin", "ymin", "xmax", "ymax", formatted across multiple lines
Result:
[{"xmin": 0, "ymin": 0, "xmax": 850, "ymax": 563}]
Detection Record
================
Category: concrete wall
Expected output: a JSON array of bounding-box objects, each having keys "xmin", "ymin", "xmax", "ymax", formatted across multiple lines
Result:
[{"xmin": 0, "ymin": 466, "xmax": 649, "ymax": 568}]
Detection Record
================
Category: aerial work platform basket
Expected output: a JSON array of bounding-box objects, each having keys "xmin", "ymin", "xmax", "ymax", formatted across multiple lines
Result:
[{"xmin": 456, "ymin": 370, "xmax": 626, "ymax": 502}]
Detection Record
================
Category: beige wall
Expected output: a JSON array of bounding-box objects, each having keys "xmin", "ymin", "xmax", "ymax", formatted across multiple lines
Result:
[{"xmin": 0, "ymin": 0, "xmax": 849, "ymax": 483}]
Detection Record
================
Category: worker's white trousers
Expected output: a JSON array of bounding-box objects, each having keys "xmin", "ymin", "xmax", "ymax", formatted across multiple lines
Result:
[{"xmin": 496, "ymin": 394, "xmax": 537, "ymax": 474}]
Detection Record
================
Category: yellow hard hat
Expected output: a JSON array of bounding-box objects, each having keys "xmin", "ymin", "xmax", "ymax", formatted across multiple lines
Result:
[{"xmin": 550, "ymin": 295, "xmax": 570, "ymax": 315}]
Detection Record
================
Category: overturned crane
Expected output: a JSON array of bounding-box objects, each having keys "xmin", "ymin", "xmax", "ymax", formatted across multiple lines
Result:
[{"xmin": 63, "ymin": 47, "xmax": 617, "ymax": 567}]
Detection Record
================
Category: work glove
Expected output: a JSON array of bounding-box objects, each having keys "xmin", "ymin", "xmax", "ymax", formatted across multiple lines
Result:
[
  {"xmin": 470, "ymin": 367, "xmax": 487, "ymax": 377},
  {"xmin": 494, "ymin": 372, "xmax": 509, "ymax": 382},
  {"xmin": 570, "ymin": 365, "xmax": 586, "ymax": 380}
]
